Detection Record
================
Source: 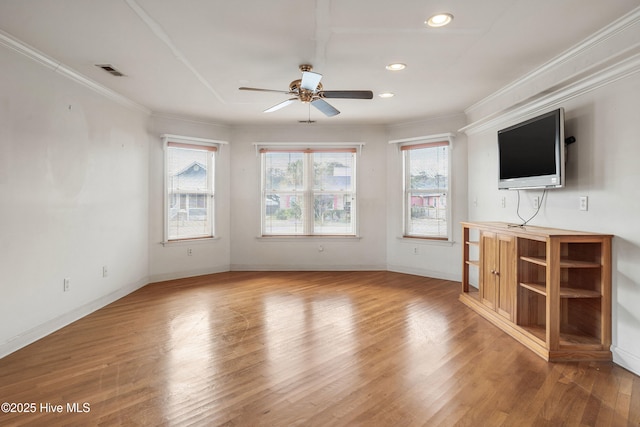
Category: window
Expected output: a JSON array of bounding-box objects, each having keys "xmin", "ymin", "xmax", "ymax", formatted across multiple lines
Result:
[
  {"xmin": 402, "ymin": 140, "xmax": 450, "ymax": 239},
  {"xmin": 261, "ymin": 148, "xmax": 357, "ymax": 236},
  {"xmin": 163, "ymin": 135, "xmax": 223, "ymax": 242}
]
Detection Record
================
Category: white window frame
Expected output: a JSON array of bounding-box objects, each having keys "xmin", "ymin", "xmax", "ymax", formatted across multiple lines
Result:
[
  {"xmin": 256, "ymin": 143, "xmax": 363, "ymax": 237},
  {"xmin": 390, "ymin": 133, "xmax": 454, "ymax": 241},
  {"xmin": 162, "ymin": 134, "xmax": 227, "ymax": 243}
]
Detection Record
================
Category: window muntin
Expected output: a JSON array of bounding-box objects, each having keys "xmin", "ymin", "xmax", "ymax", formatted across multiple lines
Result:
[
  {"xmin": 262, "ymin": 149, "xmax": 356, "ymax": 236},
  {"xmin": 166, "ymin": 142, "xmax": 216, "ymax": 241},
  {"xmin": 403, "ymin": 142, "xmax": 449, "ymax": 239}
]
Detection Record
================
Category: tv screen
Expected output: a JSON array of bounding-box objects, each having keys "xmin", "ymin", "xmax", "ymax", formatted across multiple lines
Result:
[{"xmin": 498, "ymin": 108, "xmax": 565, "ymax": 190}]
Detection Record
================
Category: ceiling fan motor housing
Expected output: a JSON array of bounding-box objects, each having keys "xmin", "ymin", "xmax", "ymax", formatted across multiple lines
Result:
[{"xmin": 289, "ymin": 79, "xmax": 322, "ymax": 103}]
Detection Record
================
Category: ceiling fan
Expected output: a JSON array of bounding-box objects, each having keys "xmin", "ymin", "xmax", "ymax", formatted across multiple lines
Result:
[{"xmin": 239, "ymin": 64, "xmax": 373, "ymax": 117}]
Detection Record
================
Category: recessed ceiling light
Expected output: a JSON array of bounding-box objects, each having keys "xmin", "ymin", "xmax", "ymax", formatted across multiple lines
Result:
[
  {"xmin": 386, "ymin": 63, "xmax": 406, "ymax": 71},
  {"xmin": 379, "ymin": 92, "xmax": 395, "ymax": 98},
  {"xmin": 426, "ymin": 13, "xmax": 453, "ymax": 27}
]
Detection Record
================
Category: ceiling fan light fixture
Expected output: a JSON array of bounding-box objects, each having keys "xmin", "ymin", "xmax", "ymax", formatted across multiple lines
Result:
[
  {"xmin": 385, "ymin": 63, "xmax": 406, "ymax": 71},
  {"xmin": 426, "ymin": 13, "xmax": 453, "ymax": 27}
]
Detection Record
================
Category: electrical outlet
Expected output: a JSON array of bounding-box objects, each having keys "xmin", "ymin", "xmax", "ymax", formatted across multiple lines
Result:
[
  {"xmin": 533, "ymin": 196, "xmax": 540, "ymax": 209},
  {"xmin": 63, "ymin": 278, "xmax": 70, "ymax": 292},
  {"xmin": 579, "ymin": 196, "xmax": 588, "ymax": 211},
  {"xmin": 187, "ymin": 248, "xmax": 193, "ymax": 256},
  {"xmin": 102, "ymin": 266, "xmax": 108, "ymax": 278},
  {"xmin": 413, "ymin": 246, "xmax": 419, "ymax": 255},
  {"xmin": 501, "ymin": 197, "xmax": 506, "ymax": 208}
]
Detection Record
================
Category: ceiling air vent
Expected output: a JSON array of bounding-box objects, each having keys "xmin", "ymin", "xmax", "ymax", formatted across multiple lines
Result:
[{"xmin": 95, "ymin": 64, "xmax": 125, "ymax": 77}]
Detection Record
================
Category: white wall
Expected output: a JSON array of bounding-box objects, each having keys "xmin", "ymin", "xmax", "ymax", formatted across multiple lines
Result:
[
  {"xmin": 147, "ymin": 115, "xmax": 232, "ymax": 282},
  {"xmin": 0, "ymin": 44, "xmax": 150, "ymax": 357},
  {"xmin": 229, "ymin": 124, "xmax": 388, "ymax": 271},
  {"xmin": 386, "ymin": 115, "xmax": 468, "ymax": 281},
  {"xmin": 465, "ymin": 30, "xmax": 640, "ymax": 375}
]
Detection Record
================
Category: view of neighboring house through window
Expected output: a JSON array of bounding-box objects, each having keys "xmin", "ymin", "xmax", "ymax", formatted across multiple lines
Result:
[
  {"xmin": 165, "ymin": 140, "xmax": 216, "ymax": 241},
  {"xmin": 402, "ymin": 141, "xmax": 449, "ymax": 239},
  {"xmin": 261, "ymin": 148, "xmax": 356, "ymax": 236}
]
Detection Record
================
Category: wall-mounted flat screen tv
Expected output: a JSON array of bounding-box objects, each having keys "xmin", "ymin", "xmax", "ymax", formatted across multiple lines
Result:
[{"xmin": 497, "ymin": 108, "xmax": 565, "ymax": 190}]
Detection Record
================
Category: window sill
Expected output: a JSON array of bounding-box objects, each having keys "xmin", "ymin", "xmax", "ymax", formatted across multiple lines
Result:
[
  {"xmin": 161, "ymin": 236, "xmax": 220, "ymax": 247},
  {"xmin": 257, "ymin": 235, "xmax": 361, "ymax": 241}
]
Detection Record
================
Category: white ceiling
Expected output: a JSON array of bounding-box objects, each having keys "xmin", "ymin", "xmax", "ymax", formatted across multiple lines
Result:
[{"xmin": 0, "ymin": 0, "xmax": 638, "ymax": 125}]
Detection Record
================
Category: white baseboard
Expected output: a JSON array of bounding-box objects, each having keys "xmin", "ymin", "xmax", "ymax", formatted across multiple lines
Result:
[
  {"xmin": 612, "ymin": 345, "xmax": 640, "ymax": 377},
  {"xmin": 230, "ymin": 263, "xmax": 387, "ymax": 272},
  {"xmin": 147, "ymin": 265, "xmax": 231, "ymax": 284},
  {"xmin": 386, "ymin": 264, "xmax": 461, "ymax": 282},
  {"xmin": 0, "ymin": 277, "xmax": 148, "ymax": 359}
]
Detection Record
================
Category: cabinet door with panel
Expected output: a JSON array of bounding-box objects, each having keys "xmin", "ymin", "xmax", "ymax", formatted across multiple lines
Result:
[
  {"xmin": 496, "ymin": 233, "xmax": 517, "ymax": 321},
  {"xmin": 480, "ymin": 231, "xmax": 498, "ymax": 310},
  {"xmin": 480, "ymin": 231, "xmax": 516, "ymax": 321}
]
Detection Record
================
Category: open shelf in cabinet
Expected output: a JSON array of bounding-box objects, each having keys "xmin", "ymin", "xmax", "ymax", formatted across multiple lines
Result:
[
  {"xmin": 520, "ymin": 324, "xmax": 603, "ymax": 347},
  {"xmin": 465, "ymin": 239, "xmax": 480, "ymax": 267},
  {"xmin": 461, "ymin": 226, "xmax": 480, "ymax": 295},
  {"xmin": 519, "ymin": 282, "xmax": 601, "ymax": 298},
  {"xmin": 520, "ymin": 255, "xmax": 602, "ymax": 269}
]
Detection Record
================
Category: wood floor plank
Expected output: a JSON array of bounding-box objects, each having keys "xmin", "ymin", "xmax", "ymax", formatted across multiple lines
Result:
[{"xmin": 1, "ymin": 271, "xmax": 639, "ymax": 426}]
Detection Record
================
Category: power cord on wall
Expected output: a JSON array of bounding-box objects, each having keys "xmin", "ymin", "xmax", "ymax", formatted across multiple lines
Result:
[{"xmin": 515, "ymin": 189, "xmax": 547, "ymax": 226}]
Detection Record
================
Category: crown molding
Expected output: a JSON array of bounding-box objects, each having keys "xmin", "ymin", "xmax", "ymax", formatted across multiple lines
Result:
[
  {"xmin": 0, "ymin": 29, "xmax": 150, "ymax": 115},
  {"xmin": 460, "ymin": 51, "xmax": 640, "ymax": 135},
  {"xmin": 465, "ymin": 6, "xmax": 640, "ymax": 121}
]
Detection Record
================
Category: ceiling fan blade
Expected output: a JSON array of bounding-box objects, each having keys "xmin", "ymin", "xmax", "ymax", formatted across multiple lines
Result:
[
  {"xmin": 301, "ymin": 71, "xmax": 322, "ymax": 91},
  {"xmin": 239, "ymin": 87, "xmax": 292, "ymax": 95},
  {"xmin": 320, "ymin": 90, "xmax": 374, "ymax": 99},
  {"xmin": 264, "ymin": 98, "xmax": 297, "ymax": 113},
  {"xmin": 311, "ymin": 98, "xmax": 340, "ymax": 117}
]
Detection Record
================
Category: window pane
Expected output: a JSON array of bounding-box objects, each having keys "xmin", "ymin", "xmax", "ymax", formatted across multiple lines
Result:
[
  {"xmin": 404, "ymin": 144, "xmax": 449, "ymax": 239},
  {"xmin": 265, "ymin": 152, "xmax": 304, "ymax": 191},
  {"xmin": 168, "ymin": 194, "xmax": 212, "ymax": 239},
  {"xmin": 314, "ymin": 193, "xmax": 353, "ymax": 234},
  {"xmin": 167, "ymin": 146, "xmax": 213, "ymax": 240},
  {"xmin": 407, "ymin": 192, "xmax": 447, "ymax": 237},
  {"xmin": 313, "ymin": 152, "xmax": 354, "ymax": 191},
  {"xmin": 263, "ymin": 193, "xmax": 305, "ymax": 235},
  {"xmin": 409, "ymin": 146, "xmax": 448, "ymax": 190},
  {"xmin": 262, "ymin": 149, "xmax": 357, "ymax": 236}
]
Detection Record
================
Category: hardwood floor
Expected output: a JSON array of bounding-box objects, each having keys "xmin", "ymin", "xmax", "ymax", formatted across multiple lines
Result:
[{"xmin": 1, "ymin": 271, "xmax": 639, "ymax": 426}]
